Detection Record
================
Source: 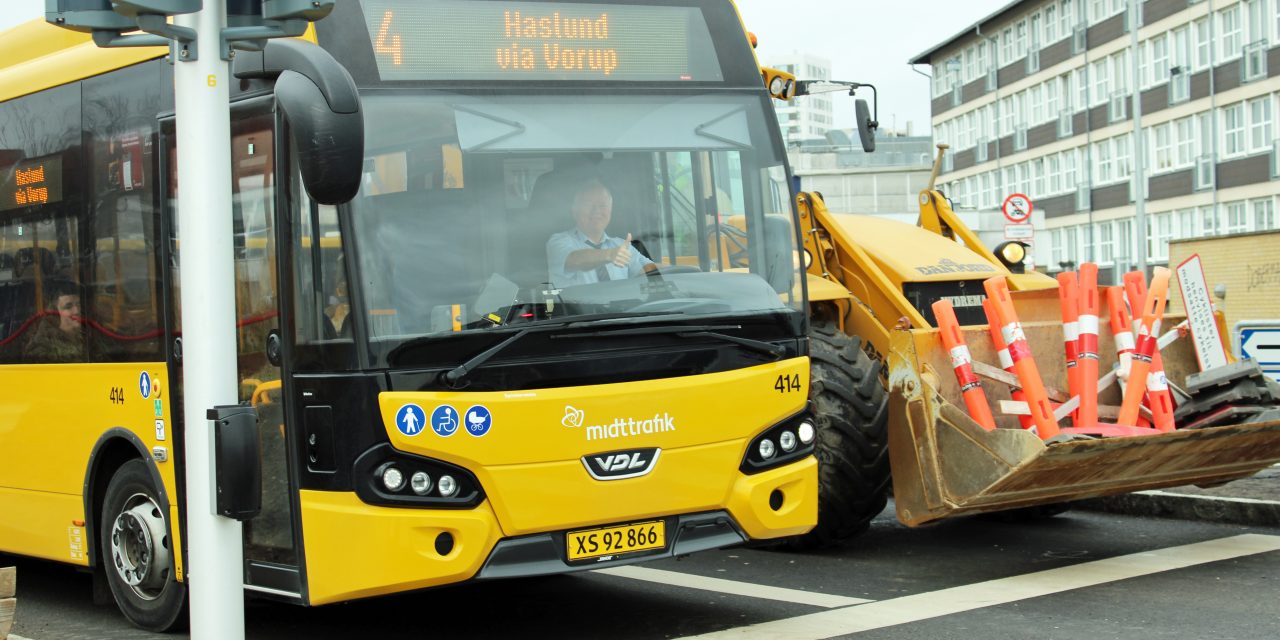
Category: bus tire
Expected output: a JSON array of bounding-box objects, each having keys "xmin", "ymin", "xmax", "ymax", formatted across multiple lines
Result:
[
  {"xmin": 100, "ymin": 459, "xmax": 187, "ymax": 632},
  {"xmin": 787, "ymin": 319, "xmax": 890, "ymax": 550}
]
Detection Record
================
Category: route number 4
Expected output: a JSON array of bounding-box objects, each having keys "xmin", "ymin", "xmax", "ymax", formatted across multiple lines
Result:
[{"xmin": 774, "ymin": 374, "xmax": 801, "ymax": 393}]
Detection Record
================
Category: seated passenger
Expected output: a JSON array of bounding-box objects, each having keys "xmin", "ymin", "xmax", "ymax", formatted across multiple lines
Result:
[
  {"xmin": 545, "ymin": 178, "xmax": 656, "ymax": 287},
  {"xmin": 24, "ymin": 279, "xmax": 87, "ymax": 363}
]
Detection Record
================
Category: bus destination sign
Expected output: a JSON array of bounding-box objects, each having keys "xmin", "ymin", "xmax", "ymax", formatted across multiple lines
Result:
[
  {"xmin": 1, "ymin": 155, "xmax": 63, "ymax": 212},
  {"xmin": 360, "ymin": 0, "xmax": 722, "ymax": 82}
]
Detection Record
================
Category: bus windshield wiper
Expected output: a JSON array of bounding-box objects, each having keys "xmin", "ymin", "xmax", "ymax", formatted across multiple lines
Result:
[
  {"xmin": 439, "ymin": 312, "xmax": 685, "ymax": 388},
  {"xmin": 554, "ymin": 324, "xmax": 785, "ymax": 360}
]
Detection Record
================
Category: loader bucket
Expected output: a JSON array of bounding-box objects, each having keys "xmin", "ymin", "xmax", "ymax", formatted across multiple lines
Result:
[{"xmin": 887, "ymin": 288, "xmax": 1280, "ymax": 527}]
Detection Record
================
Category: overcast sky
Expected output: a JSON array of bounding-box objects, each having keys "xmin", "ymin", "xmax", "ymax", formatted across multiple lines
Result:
[{"xmin": 2, "ymin": 0, "xmax": 1010, "ymax": 133}]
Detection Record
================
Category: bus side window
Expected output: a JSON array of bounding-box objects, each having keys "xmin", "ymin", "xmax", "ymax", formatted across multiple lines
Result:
[{"xmin": 84, "ymin": 61, "xmax": 164, "ymax": 363}]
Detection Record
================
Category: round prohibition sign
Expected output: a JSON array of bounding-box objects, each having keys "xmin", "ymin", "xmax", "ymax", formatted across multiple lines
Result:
[{"xmin": 1002, "ymin": 193, "xmax": 1034, "ymax": 223}]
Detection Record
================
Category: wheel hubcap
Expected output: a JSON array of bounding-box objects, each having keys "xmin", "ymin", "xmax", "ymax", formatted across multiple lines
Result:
[{"xmin": 110, "ymin": 493, "xmax": 171, "ymax": 601}]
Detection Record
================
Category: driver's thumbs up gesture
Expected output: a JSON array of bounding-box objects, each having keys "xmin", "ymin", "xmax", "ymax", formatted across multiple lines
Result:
[{"xmin": 608, "ymin": 233, "xmax": 633, "ymax": 267}]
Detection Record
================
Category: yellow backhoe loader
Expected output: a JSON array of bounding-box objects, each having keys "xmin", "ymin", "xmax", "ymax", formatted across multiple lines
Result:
[{"xmin": 763, "ymin": 69, "xmax": 1280, "ymax": 548}]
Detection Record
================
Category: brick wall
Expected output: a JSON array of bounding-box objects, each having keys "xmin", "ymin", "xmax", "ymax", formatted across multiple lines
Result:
[{"xmin": 1168, "ymin": 231, "xmax": 1280, "ymax": 334}]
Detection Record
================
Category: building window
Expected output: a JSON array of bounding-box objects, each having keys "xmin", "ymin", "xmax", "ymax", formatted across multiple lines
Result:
[
  {"xmin": 1045, "ymin": 5, "xmax": 1058, "ymax": 42},
  {"xmin": 1246, "ymin": 0, "xmax": 1268, "ymax": 44},
  {"xmin": 1064, "ymin": 148, "xmax": 1078, "ymax": 189},
  {"xmin": 1221, "ymin": 5, "xmax": 1243, "ymax": 60},
  {"xmin": 1154, "ymin": 213, "xmax": 1173, "ymax": 261},
  {"xmin": 1224, "ymin": 102, "xmax": 1246, "ymax": 156},
  {"xmin": 1015, "ymin": 19, "xmax": 1028, "ymax": 59},
  {"xmin": 1152, "ymin": 33, "xmax": 1170, "ymax": 82},
  {"xmin": 1227, "ymin": 201, "xmax": 1249, "ymax": 233},
  {"xmin": 1154, "ymin": 123, "xmax": 1173, "ymax": 172},
  {"xmin": 1001, "ymin": 27, "xmax": 1014, "ymax": 65},
  {"xmin": 1061, "ymin": 0, "xmax": 1075, "ymax": 35},
  {"xmin": 1201, "ymin": 205, "xmax": 1220, "ymax": 236},
  {"xmin": 1095, "ymin": 139, "xmax": 1114, "ymax": 183},
  {"xmin": 1098, "ymin": 222, "xmax": 1114, "ymax": 264},
  {"xmin": 1112, "ymin": 135, "xmax": 1131, "ymax": 180},
  {"xmin": 1091, "ymin": 60, "xmax": 1110, "ymax": 106},
  {"xmin": 1030, "ymin": 85, "xmax": 1044, "ymax": 124},
  {"xmin": 1249, "ymin": 96, "xmax": 1273, "ymax": 151},
  {"xmin": 1177, "ymin": 209, "xmax": 1196, "ymax": 238},
  {"xmin": 1194, "ymin": 18, "xmax": 1212, "ymax": 70},
  {"xmin": 1049, "ymin": 154, "xmax": 1063, "ymax": 194},
  {"xmin": 1254, "ymin": 198, "xmax": 1276, "ymax": 230},
  {"xmin": 1175, "ymin": 117, "xmax": 1195, "ymax": 167},
  {"xmin": 1034, "ymin": 157, "xmax": 1046, "ymax": 196}
]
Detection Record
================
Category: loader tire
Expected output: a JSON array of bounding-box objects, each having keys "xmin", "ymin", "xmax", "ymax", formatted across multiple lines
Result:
[{"xmin": 788, "ymin": 319, "xmax": 890, "ymax": 550}]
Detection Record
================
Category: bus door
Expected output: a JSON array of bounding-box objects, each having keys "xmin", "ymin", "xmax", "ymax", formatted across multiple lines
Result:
[{"xmin": 162, "ymin": 103, "xmax": 302, "ymax": 598}]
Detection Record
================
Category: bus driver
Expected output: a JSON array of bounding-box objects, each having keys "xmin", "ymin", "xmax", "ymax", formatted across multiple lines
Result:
[{"xmin": 545, "ymin": 178, "xmax": 657, "ymax": 287}]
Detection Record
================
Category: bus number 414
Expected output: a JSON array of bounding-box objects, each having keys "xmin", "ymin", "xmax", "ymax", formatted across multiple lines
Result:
[
  {"xmin": 774, "ymin": 374, "xmax": 801, "ymax": 393},
  {"xmin": 109, "ymin": 386, "xmax": 126, "ymax": 405}
]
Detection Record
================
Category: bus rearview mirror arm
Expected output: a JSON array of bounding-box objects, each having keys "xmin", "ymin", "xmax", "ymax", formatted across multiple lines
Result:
[{"xmin": 235, "ymin": 39, "xmax": 364, "ymax": 204}]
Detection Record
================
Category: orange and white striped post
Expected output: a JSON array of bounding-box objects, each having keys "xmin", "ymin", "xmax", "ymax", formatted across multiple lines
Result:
[
  {"xmin": 1075, "ymin": 263, "xmax": 1102, "ymax": 430},
  {"xmin": 1106, "ymin": 286, "xmax": 1136, "ymax": 384},
  {"xmin": 1056, "ymin": 272, "xmax": 1082, "ymax": 422},
  {"xmin": 983, "ymin": 277, "xmax": 1060, "ymax": 439},
  {"xmin": 983, "ymin": 298, "xmax": 1034, "ymax": 431},
  {"xmin": 1123, "ymin": 271, "xmax": 1177, "ymax": 431},
  {"xmin": 934, "ymin": 300, "xmax": 997, "ymax": 431},
  {"xmin": 1118, "ymin": 268, "xmax": 1172, "ymax": 427}
]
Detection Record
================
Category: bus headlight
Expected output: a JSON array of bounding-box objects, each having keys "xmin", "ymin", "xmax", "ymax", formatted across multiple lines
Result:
[
  {"xmin": 410, "ymin": 471, "xmax": 433, "ymax": 496},
  {"xmin": 741, "ymin": 411, "xmax": 816, "ymax": 474},
  {"xmin": 381, "ymin": 466, "xmax": 405, "ymax": 492},
  {"xmin": 355, "ymin": 444, "xmax": 484, "ymax": 508}
]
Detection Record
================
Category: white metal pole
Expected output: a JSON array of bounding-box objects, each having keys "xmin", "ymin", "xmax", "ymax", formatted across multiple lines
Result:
[
  {"xmin": 174, "ymin": 2, "xmax": 245, "ymax": 638},
  {"xmin": 1130, "ymin": 0, "xmax": 1147, "ymax": 275}
]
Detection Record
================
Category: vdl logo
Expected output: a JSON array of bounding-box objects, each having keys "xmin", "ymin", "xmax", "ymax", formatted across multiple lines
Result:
[{"xmin": 581, "ymin": 448, "xmax": 661, "ymax": 480}]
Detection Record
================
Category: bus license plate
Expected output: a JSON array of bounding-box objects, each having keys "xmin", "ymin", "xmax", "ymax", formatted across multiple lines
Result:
[{"xmin": 566, "ymin": 521, "xmax": 665, "ymax": 562}]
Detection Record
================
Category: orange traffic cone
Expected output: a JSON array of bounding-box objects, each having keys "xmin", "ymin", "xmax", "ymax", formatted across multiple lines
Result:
[
  {"xmin": 983, "ymin": 277, "xmax": 1060, "ymax": 439},
  {"xmin": 934, "ymin": 300, "xmax": 996, "ymax": 431},
  {"xmin": 983, "ymin": 298, "xmax": 1034, "ymax": 431}
]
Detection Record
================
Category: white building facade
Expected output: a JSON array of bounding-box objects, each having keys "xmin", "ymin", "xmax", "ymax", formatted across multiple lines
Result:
[{"xmin": 912, "ymin": 0, "xmax": 1280, "ymax": 283}]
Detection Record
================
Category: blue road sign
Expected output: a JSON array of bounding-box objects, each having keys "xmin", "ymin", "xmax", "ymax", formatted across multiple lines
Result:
[
  {"xmin": 139, "ymin": 371, "xmax": 152, "ymax": 399},
  {"xmin": 396, "ymin": 404, "xmax": 427, "ymax": 437},
  {"xmin": 1240, "ymin": 325, "xmax": 1280, "ymax": 382}
]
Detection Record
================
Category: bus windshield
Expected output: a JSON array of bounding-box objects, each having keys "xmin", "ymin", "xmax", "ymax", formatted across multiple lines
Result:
[{"xmin": 345, "ymin": 90, "xmax": 800, "ymax": 347}]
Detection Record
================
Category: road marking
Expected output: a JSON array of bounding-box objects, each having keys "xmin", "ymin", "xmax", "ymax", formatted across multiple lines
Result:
[
  {"xmin": 1136, "ymin": 490, "xmax": 1280, "ymax": 507},
  {"xmin": 680, "ymin": 534, "xmax": 1280, "ymax": 639},
  {"xmin": 594, "ymin": 566, "xmax": 873, "ymax": 609}
]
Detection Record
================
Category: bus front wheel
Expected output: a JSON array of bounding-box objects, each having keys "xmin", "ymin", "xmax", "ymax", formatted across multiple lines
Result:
[{"xmin": 100, "ymin": 459, "xmax": 187, "ymax": 631}]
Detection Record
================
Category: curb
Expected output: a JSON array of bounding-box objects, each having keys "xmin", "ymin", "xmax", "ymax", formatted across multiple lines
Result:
[{"xmin": 1078, "ymin": 490, "xmax": 1280, "ymax": 527}]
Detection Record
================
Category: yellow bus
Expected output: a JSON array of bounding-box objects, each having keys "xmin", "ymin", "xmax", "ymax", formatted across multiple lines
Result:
[{"xmin": 0, "ymin": 0, "xmax": 816, "ymax": 631}]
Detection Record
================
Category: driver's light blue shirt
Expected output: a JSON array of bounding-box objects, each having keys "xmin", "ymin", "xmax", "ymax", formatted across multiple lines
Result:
[{"xmin": 546, "ymin": 229, "xmax": 653, "ymax": 287}]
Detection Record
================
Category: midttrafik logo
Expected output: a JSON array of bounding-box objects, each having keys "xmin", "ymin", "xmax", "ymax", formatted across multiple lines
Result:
[{"xmin": 562, "ymin": 406, "xmax": 676, "ymax": 441}]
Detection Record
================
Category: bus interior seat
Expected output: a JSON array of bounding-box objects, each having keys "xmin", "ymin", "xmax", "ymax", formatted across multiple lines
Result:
[
  {"xmin": 365, "ymin": 189, "xmax": 483, "ymax": 334},
  {"xmin": 508, "ymin": 167, "xmax": 593, "ymax": 289}
]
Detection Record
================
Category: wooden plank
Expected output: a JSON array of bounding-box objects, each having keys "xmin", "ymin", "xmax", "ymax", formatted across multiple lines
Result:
[
  {"xmin": 0, "ymin": 596, "xmax": 15, "ymax": 640},
  {"xmin": 0, "ymin": 567, "xmax": 12, "ymax": 598}
]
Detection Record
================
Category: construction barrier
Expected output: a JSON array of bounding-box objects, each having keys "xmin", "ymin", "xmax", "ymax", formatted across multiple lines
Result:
[
  {"xmin": 1056, "ymin": 271, "xmax": 1082, "ymax": 423},
  {"xmin": 983, "ymin": 276, "xmax": 1060, "ymax": 439},
  {"xmin": 1124, "ymin": 271, "xmax": 1177, "ymax": 431},
  {"xmin": 1076, "ymin": 264, "xmax": 1102, "ymax": 430},
  {"xmin": 1119, "ymin": 268, "xmax": 1172, "ymax": 427},
  {"xmin": 934, "ymin": 300, "xmax": 997, "ymax": 431},
  {"xmin": 983, "ymin": 298, "xmax": 1034, "ymax": 431}
]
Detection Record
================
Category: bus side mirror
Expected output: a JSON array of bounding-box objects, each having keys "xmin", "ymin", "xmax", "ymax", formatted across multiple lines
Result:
[
  {"xmin": 235, "ymin": 39, "xmax": 364, "ymax": 205},
  {"xmin": 855, "ymin": 98, "xmax": 877, "ymax": 153}
]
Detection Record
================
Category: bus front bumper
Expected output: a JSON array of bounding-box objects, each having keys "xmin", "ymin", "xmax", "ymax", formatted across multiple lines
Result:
[{"xmin": 298, "ymin": 457, "xmax": 814, "ymax": 605}]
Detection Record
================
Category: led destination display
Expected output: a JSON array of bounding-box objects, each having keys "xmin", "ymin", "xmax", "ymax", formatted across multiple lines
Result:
[
  {"xmin": 360, "ymin": 0, "xmax": 722, "ymax": 82},
  {"xmin": 0, "ymin": 155, "xmax": 63, "ymax": 212}
]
